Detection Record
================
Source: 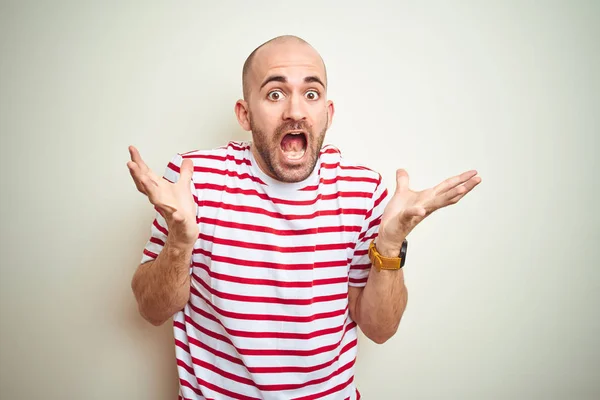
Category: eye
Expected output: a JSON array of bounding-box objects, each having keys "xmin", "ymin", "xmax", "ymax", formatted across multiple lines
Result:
[
  {"xmin": 267, "ymin": 90, "xmax": 284, "ymax": 101},
  {"xmin": 305, "ymin": 90, "xmax": 320, "ymax": 100}
]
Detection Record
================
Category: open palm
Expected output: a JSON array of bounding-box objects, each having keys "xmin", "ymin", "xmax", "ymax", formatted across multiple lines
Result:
[
  {"xmin": 379, "ymin": 169, "xmax": 481, "ymax": 248},
  {"xmin": 127, "ymin": 146, "xmax": 198, "ymax": 246}
]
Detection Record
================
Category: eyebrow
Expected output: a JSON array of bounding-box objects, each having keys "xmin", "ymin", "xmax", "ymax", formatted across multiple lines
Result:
[
  {"xmin": 260, "ymin": 75, "xmax": 287, "ymax": 90},
  {"xmin": 259, "ymin": 75, "xmax": 326, "ymax": 90},
  {"xmin": 304, "ymin": 76, "xmax": 326, "ymax": 88}
]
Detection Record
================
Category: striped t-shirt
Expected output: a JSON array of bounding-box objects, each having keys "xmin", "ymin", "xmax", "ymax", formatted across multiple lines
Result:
[{"xmin": 141, "ymin": 141, "xmax": 389, "ymax": 400}]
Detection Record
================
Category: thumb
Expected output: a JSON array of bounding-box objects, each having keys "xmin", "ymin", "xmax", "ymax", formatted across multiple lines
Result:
[
  {"xmin": 404, "ymin": 205, "xmax": 426, "ymax": 218},
  {"xmin": 178, "ymin": 158, "xmax": 194, "ymax": 183},
  {"xmin": 395, "ymin": 169, "xmax": 409, "ymax": 193}
]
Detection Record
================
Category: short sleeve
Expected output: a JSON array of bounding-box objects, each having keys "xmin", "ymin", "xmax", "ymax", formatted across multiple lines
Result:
[
  {"xmin": 139, "ymin": 153, "xmax": 185, "ymax": 264},
  {"xmin": 348, "ymin": 175, "xmax": 389, "ymax": 287}
]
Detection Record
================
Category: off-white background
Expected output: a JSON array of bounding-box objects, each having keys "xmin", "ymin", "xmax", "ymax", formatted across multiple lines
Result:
[{"xmin": 1, "ymin": 1, "xmax": 598, "ymax": 399}]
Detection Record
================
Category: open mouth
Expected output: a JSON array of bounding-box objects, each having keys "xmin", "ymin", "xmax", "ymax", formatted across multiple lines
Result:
[{"xmin": 280, "ymin": 131, "xmax": 307, "ymax": 161}]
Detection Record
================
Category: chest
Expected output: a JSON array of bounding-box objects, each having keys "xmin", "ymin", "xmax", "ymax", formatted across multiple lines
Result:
[{"xmin": 189, "ymin": 183, "xmax": 366, "ymax": 320}]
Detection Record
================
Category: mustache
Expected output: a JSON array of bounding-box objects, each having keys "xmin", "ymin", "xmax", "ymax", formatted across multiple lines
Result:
[{"xmin": 275, "ymin": 121, "xmax": 311, "ymax": 136}]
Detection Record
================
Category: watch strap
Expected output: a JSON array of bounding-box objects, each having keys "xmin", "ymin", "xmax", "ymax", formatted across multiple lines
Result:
[{"xmin": 368, "ymin": 240, "xmax": 403, "ymax": 271}]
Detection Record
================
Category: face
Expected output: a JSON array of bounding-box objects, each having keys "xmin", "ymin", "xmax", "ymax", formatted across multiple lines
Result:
[{"xmin": 235, "ymin": 41, "xmax": 334, "ymax": 183}]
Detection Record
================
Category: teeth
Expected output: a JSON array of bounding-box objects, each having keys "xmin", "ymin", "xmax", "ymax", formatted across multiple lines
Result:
[
  {"xmin": 281, "ymin": 132, "xmax": 306, "ymax": 160},
  {"xmin": 284, "ymin": 149, "xmax": 305, "ymax": 160}
]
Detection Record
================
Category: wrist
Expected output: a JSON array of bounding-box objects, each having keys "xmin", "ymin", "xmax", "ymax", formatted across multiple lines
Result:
[
  {"xmin": 164, "ymin": 236, "xmax": 195, "ymax": 256},
  {"xmin": 374, "ymin": 236, "xmax": 404, "ymax": 257},
  {"xmin": 165, "ymin": 218, "xmax": 198, "ymax": 249}
]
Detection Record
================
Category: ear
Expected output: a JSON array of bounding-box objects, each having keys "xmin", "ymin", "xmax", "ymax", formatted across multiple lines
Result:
[
  {"xmin": 234, "ymin": 100, "xmax": 251, "ymax": 131},
  {"xmin": 326, "ymin": 100, "xmax": 335, "ymax": 130}
]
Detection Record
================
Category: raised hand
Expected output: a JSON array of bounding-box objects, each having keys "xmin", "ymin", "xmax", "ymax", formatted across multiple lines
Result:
[
  {"xmin": 127, "ymin": 146, "xmax": 199, "ymax": 247},
  {"xmin": 377, "ymin": 169, "xmax": 481, "ymax": 255}
]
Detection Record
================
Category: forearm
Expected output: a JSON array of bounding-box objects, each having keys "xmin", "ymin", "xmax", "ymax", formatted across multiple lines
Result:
[
  {"xmin": 131, "ymin": 239, "xmax": 193, "ymax": 326},
  {"xmin": 355, "ymin": 238, "xmax": 408, "ymax": 344}
]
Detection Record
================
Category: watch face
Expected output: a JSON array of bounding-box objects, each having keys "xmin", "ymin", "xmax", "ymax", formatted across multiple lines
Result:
[{"xmin": 400, "ymin": 239, "xmax": 408, "ymax": 267}]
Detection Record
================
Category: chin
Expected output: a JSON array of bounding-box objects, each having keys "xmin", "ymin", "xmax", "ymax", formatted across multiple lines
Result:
[
  {"xmin": 251, "ymin": 122, "xmax": 326, "ymax": 183},
  {"xmin": 273, "ymin": 162, "xmax": 315, "ymax": 183}
]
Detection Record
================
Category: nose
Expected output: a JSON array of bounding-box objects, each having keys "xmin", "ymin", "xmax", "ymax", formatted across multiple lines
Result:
[{"xmin": 282, "ymin": 93, "xmax": 307, "ymax": 122}]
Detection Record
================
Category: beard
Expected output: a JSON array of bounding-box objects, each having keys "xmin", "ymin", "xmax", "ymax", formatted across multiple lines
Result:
[{"xmin": 249, "ymin": 115, "xmax": 328, "ymax": 183}]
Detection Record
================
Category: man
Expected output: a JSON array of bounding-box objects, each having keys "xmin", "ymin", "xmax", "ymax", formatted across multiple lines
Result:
[{"xmin": 127, "ymin": 35, "xmax": 481, "ymax": 400}]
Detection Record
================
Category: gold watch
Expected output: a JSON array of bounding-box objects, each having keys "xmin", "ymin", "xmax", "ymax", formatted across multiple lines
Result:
[{"xmin": 368, "ymin": 239, "xmax": 408, "ymax": 271}]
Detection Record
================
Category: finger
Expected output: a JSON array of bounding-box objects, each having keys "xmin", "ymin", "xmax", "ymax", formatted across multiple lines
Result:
[
  {"xmin": 440, "ymin": 176, "xmax": 482, "ymax": 206},
  {"xmin": 178, "ymin": 158, "xmax": 194, "ymax": 185},
  {"xmin": 434, "ymin": 170, "xmax": 478, "ymax": 195},
  {"xmin": 129, "ymin": 145, "xmax": 149, "ymax": 174},
  {"xmin": 140, "ymin": 176, "xmax": 164, "ymax": 208},
  {"xmin": 128, "ymin": 146, "xmax": 162, "ymax": 181},
  {"xmin": 131, "ymin": 163, "xmax": 160, "ymax": 200},
  {"xmin": 395, "ymin": 169, "xmax": 410, "ymax": 193},
  {"xmin": 127, "ymin": 161, "xmax": 148, "ymax": 194}
]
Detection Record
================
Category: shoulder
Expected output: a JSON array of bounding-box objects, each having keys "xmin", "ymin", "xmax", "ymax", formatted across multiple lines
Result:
[
  {"xmin": 163, "ymin": 140, "xmax": 252, "ymax": 181},
  {"xmin": 178, "ymin": 140, "xmax": 251, "ymax": 162},
  {"xmin": 319, "ymin": 143, "xmax": 383, "ymax": 187},
  {"xmin": 169, "ymin": 141, "xmax": 251, "ymax": 167},
  {"xmin": 319, "ymin": 143, "xmax": 388, "ymax": 216}
]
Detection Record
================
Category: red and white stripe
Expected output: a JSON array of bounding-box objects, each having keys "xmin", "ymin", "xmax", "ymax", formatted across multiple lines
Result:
[{"xmin": 142, "ymin": 141, "xmax": 388, "ymax": 399}]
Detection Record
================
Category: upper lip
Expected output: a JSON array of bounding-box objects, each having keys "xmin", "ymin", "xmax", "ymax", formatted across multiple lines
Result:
[
  {"xmin": 282, "ymin": 130, "xmax": 307, "ymax": 135},
  {"xmin": 281, "ymin": 131, "xmax": 308, "ymax": 143}
]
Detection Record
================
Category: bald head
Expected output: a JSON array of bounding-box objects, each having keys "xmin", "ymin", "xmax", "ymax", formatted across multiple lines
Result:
[
  {"xmin": 242, "ymin": 35, "xmax": 327, "ymax": 100},
  {"xmin": 233, "ymin": 35, "xmax": 335, "ymax": 183}
]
